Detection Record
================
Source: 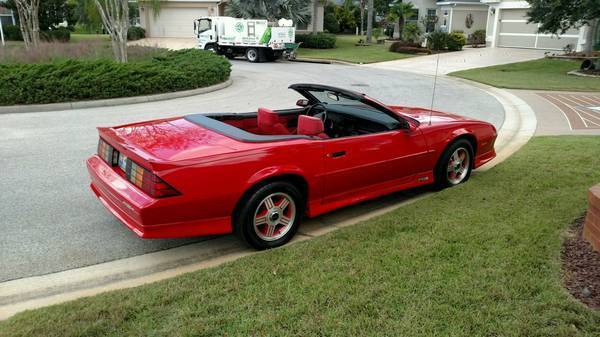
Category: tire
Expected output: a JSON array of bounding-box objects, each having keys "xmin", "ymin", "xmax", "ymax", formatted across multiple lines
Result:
[
  {"xmin": 434, "ymin": 139, "xmax": 474, "ymax": 189},
  {"xmin": 246, "ymin": 48, "xmax": 259, "ymax": 62},
  {"xmin": 234, "ymin": 181, "xmax": 304, "ymax": 250},
  {"xmin": 204, "ymin": 44, "xmax": 217, "ymax": 53}
]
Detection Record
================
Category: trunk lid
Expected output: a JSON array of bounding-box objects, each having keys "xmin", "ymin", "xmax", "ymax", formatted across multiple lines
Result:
[{"xmin": 99, "ymin": 117, "xmax": 240, "ymax": 164}]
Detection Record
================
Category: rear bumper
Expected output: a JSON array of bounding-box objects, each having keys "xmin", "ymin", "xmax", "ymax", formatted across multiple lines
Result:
[{"xmin": 86, "ymin": 155, "xmax": 232, "ymax": 238}]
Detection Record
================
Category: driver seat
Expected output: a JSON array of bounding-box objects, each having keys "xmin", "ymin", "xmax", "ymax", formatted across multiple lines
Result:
[
  {"xmin": 257, "ymin": 108, "xmax": 291, "ymax": 135},
  {"xmin": 297, "ymin": 115, "xmax": 329, "ymax": 139}
]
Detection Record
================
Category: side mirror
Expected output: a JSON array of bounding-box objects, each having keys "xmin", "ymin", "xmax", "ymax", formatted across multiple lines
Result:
[{"xmin": 296, "ymin": 99, "xmax": 309, "ymax": 107}]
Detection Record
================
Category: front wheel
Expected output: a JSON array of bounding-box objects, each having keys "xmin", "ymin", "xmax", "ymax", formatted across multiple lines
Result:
[
  {"xmin": 204, "ymin": 44, "xmax": 217, "ymax": 53},
  {"xmin": 234, "ymin": 182, "xmax": 304, "ymax": 249},
  {"xmin": 434, "ymin": 139, "xmax": 473, "ymax": 189}
]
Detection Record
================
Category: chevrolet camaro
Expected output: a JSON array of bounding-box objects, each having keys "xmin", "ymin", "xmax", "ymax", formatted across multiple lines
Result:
[{"xmin": 87, "ymin": 84, "xmax": 497, "ymax": 249}]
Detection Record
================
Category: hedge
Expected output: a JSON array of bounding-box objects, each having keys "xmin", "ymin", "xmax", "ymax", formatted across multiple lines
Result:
[
  {"xmin": 41, "ymin": 27, "xmax": 71, "ymax": 42},
  {"xmin": 296, "ymin": 32, "xmax": 336, "ymax": 49},
  {"xmin": 3, "ymin": 25, "xmax": 23, "ymax": 41},
  {"xmin": 127, "ymin": 26, "xmax": 146, "ymax": 41},
  {"xmin": 0, "ymin": 49, "xmax": 231, "ymax": 106}
]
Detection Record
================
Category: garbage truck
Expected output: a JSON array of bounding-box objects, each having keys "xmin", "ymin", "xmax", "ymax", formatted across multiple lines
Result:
[{"xmin": 194, "ymin": 16, "xmax": 296, "ymax": 62}]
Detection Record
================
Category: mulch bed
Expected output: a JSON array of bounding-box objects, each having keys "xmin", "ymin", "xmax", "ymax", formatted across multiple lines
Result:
[{"xmin": 563, "ymin": 215, "xmax": 600, "ymax": 309}]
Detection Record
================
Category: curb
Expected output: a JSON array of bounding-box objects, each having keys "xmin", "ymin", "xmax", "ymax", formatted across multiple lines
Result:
[
  {"xmin": 0, "ymin": 77, "xmax": 537, "ymax": 321},
  {"xmin": 451, "ymin": 77, "xmax": 537, "ymax": 171},
  {"xmin": 0, "ymin": 79, "xmax": 233, "ymax": 114}
]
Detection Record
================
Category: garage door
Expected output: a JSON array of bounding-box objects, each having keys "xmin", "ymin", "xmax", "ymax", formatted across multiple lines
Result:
[
  {"xmin": 497, "ymin": 9, "xmax": 579, "ymax": 50},
  {"xmin": 148, "ymin": 7, "xmax": 208, "ymax": 38}
]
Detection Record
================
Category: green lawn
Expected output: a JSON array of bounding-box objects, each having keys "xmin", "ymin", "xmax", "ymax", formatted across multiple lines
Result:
[
  {"xmin": 70, "ymin": 34, "xmax": 110, "ymax": 42},
  {"xmin": 2, "ymin": 137, "xmax": 600, "ymax": 336},
  {"xmin": 450, "ymin": 58, "xmax": 600, "ymax": 92},
  {"xmin": 297, "ymin": 34, "xmax": 412, "ymax": 64}
]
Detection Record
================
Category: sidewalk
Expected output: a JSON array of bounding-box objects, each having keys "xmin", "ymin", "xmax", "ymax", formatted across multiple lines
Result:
[
  {"xmin": 510, "ymin": 90, "xmax": 600, "ymax": 135},
  {"xmin": 364, "ymin": 47, "xmax": 547, "ymax": 75}
]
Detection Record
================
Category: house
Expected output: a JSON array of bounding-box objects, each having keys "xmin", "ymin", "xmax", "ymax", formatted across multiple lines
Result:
[
  {"xmin": 0, "ymin": 1, "xmax": 16, "ymax": 27},
  {"xmin": 482, "ymin": 0, "xmax": 587, "ymax": 51},
  {"xmin": 138, "ymin": 0, "xmax": 324, "ymax": 38},
  {"xmin": 405, "ymin": 0, "xmax": 589, "ymax": 51}
]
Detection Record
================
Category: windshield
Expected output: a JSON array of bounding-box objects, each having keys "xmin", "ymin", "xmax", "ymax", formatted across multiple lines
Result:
[{"xmin": 307, "ymin": 89, "xmax": 371, "ymax": 108}]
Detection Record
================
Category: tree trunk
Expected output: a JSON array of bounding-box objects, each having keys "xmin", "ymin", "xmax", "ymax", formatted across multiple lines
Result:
[
  {"xmin": 584, "ymin": 18, "xmax": 598, "ymax": 57},
  {"xmin": 366, "ymin": 0, "xmax": 373, "ymax": 43},
  {"xmin": 398, "ymin": 16, "xmax": 405, "ymax": 41},
  {"xmin": 95, "ymin": 0, "xmax": 129, "ymax": 63},
  {"xmin": 393, "ymin": 20, "xmax": 400, "ymax": 39},
  {"xmin": 360, "ymin": 0, "xmax": 365, "ymax": 36},
  {"xmin": 14, "ymin": 0, "xmax": 40, "ymax": 50}
]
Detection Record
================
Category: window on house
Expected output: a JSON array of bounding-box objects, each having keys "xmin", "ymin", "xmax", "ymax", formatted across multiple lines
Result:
[{"xmin": 426, "ymin": 9, "xmax": 436, "ymax": 33}]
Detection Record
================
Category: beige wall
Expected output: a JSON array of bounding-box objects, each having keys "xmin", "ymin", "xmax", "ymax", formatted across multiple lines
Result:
[{"xmin": 449, "ymin": 8, "xmax": 488, "ymax": 35}]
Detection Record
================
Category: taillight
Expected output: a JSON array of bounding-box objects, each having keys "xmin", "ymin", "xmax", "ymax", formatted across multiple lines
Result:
[
  {"xmin": 98, "ymin": 138, "xmax": 117, "ymax": 165},
  {"xmin": 97, "ymin": 138, "xmax": 179, "ymax": 198},
  {"xmin": 124, "ymin": 160, "xmax": 179, "ymax": 198}
]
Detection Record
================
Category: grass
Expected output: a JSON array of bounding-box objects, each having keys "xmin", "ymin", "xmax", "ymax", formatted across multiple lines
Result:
[
  {"xmin": 297, "ymin": 34, "xmax": 412, "ymax": 64},
  {"xmin": 70, "ymin": 34, "xmax": 110, "ymax": 43},
  {"xmin": 450, "ymin": 58, "xmax": 600, "ymax": 92},
  {"xmin": 2, "ymin": 136, "xmax": 600, "ymax": 336}
]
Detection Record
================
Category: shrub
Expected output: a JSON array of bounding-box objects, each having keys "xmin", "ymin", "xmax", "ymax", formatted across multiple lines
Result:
[
  {"xmin": 402, "ymin": 22, "xmax": 422, "ymax": 44},
  {"xmin": 127, "ymin": 26, "xmax": 146, "ymax": 41},
  {"xmin": 3, "ymin": 25, "xmax": 23, "ymax": 41},
  {"xmin": 390, "ymin": 46, "xmax": 431, "ymax": 54},
  {"xmin": 0, "ymin": 49, "xmax": 231, "ymax": 106},
  {"xmin": 468, "ymin": 29, "xmax": 486, "ymax": 47},
  {"xmin": 296, "ymin": 33, "xmax": 336, "ymax": 49},
  {"xmin": 388, "ymin": 40, "xmax": 421, "ymax": 52},
  {"xmin": 41, "ymin": 27, "xmax": 71, "ymax": 42},
  {"xmin": 427, "ymin": 31, "xmax": 448, "ymax": 51},
  {"xmin": 447, "ymin": 31, "xmax": 466, "ymax": 51}
]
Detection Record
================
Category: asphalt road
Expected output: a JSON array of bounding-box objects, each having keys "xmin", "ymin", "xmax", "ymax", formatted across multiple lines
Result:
[{"xmin": 0, "ymin": 60, "xmax": 504, "ymax": 282}]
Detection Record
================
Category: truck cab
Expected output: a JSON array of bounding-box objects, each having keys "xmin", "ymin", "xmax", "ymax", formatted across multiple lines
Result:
[{"xmin": 194, "ymin": 18, "xmax": 216, "ymax": 51}]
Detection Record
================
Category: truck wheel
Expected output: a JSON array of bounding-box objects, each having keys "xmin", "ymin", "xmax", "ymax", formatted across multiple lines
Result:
[
  {"xmin": 204, "ymin": 44, "xmax": 217, "ymax": 53},
  {"xmin": 234, "ymin": 181, "xmax": 304, "ymax": 250},
  {"xmin": 246, "ymin": 48, "xmax": 259, "ymax": 62}
]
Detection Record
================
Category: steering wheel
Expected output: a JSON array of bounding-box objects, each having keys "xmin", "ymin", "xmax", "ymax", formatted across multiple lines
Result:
[{"xmin": 306, "ymin": 102, "xmax": 328, "ymax": 122}]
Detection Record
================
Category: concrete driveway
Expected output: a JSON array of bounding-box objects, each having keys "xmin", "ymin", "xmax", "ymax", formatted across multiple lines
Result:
[
  {"xmin": 128, "ymin": 38, "xmax": 197, "ymax": 50},
  {"xmin": 0, "ymin": 60, "xmax": 505, "ymax": 282},
  {"xmin": 366, "ymin": 47, "xmax": 547, "ymax": 75}
]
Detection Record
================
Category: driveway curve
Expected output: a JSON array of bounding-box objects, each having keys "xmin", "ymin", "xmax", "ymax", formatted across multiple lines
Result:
[{"xmin": 0, "ymin": 60, "xmax": 504, "ymax": 282}]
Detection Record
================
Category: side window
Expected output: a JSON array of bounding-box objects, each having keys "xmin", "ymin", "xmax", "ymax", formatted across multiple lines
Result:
[{"xmin": 248, "ymin": 22, "xmax": 255, "ymax": 37}]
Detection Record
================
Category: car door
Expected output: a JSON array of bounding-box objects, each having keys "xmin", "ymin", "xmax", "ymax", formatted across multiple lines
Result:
[{"xmin": 320, "ymin": 128, "xmax": 429, "ymax": 205}]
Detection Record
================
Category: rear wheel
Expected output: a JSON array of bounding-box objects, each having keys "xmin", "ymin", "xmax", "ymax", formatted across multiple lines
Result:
[
  {"xmin": 246, "ymin": 48, "xmax": 259, "ymax": 62},
  {"xmin": 234, "ymin": 181, "xmax": 303, "ymax": 249},
  {"xmin": 434, "ymin": 139, "xmax": 473, "ymax": 189}
]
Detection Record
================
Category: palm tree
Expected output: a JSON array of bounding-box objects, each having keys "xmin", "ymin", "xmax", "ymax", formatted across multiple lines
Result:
[
  {"xmin": 388, "ymin": 0, "xmax": 415, "ymax": 40},
  {"xmin": 226, "ymin": 0, "xmax": 312, "ymax": 26}
]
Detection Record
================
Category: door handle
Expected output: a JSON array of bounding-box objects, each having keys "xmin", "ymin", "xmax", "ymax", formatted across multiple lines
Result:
[{"xmin": 328, "ymin": 151, "xmax": 346, "ymax": 158}]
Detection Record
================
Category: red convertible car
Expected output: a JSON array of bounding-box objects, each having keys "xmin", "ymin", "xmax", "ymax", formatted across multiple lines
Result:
[{"xmin": 87, "ymin": 84, "xmax": 497, "ymax": 249}]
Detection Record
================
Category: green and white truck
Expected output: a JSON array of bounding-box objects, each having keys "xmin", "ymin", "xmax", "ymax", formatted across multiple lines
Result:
[{"xmin": 194, "ymin": 16, "xmax": 296, "ymax": 62}]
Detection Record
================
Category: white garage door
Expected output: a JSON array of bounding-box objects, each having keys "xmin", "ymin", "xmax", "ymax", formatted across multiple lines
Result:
[
  {"xmin": 498, "ymin": 9, "xmax": 579, "ymax": 50},
  {"xmin": 149, "ymin": 7, "xmax": 208, "ymax": 38}
]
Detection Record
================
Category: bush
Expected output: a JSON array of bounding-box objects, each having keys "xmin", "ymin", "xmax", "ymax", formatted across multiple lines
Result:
[
  {"xmin": 389, "ymin": 41, "xmax": 430, "ymax": 54},
  {"xmin": 296, "ymin": 33, "xmax": 336, "ymax": 49},
  {"xmin": 127, "ymin": 26, "xmax": 146, "ymax": 41},
  {"xmin": 0, "ymin": 49, "xmax": 232, "ymax": 106},
  {"xmin": 427, "ymin": 31, "xmax": 448, "ymax": 51},
  {"xmin": 402, "ymin": 22, "xmax": 422, "ymax": 44},
  {"xmin": 468, "ymin": 29, "xmax": 486, "ymax": 47},
  {"xmin": 41, "ymin": 27, "xmax": 71, "ymax": 42},
  {"xmin": 388, "ymin": 40, "xmax": 421, "ymax": 52},
  {"xmin": 447, "ymin": 31, "xmax": 466, "ymax": 51},
  {"xmin": 3, "ymin": 25, "xmax": 23, "ymax": 41}
]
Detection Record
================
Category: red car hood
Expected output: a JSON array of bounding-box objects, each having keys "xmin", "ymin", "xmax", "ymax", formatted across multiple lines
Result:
[
  {"xmin": 389, "ymin": 106, "xmax": 469, "ymax": 124},
  {"xmin": 101, "ymin": 117, "xmax": 240, "ymax": 163}
]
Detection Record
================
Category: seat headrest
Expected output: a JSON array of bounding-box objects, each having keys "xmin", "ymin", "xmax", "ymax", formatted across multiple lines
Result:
[
  {"xmin": 258, "ymin": 107, "xmax": 279, "ymax": 126},
  {"xmin": 297, "ymin": 115, "xmax": 325, "ymax": 136}
]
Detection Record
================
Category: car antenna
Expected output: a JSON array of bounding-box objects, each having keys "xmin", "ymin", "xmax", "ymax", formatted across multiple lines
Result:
[{"xmin": 429, "ymin": 52, "xmax": 441, "ymax": 126}]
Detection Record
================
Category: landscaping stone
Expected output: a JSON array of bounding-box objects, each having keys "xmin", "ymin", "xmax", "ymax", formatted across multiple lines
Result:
[{"xmin": 583, "ymin": 184, "xmax": 600, "ymax": 252}]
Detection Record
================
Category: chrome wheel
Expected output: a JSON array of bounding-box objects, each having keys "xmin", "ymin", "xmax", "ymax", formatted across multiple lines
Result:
[
  {"xmin": 447, "ymin": 147, "xmax": 470, "ymax": 185},
  {"xmin": 253, "ymin": 192, "xmax": 296, "ymax": 241}
]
